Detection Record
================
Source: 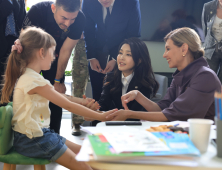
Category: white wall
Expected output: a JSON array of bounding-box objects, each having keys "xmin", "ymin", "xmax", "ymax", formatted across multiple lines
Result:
[{"xmin": 144, "ymin": 41, "xmax": 176, "ymax": 73}]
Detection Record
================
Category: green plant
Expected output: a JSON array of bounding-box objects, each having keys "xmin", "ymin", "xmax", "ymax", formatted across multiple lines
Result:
[{"xmin": 65, "ymin": 70, "xmax": 72, "ymax": 76}]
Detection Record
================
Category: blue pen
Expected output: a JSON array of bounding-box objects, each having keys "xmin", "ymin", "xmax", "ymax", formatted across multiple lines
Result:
[
  {"xmin": 219, "ymin": 97, "xmax": 222, "ymax": 120},
  {"xmin": 220, "ymin": 96, "xmax": 222, "ymax": 120},
  {"xmin": 174, "ymin": 123, "xmax": 179, "ymax": 127},
  {"xmin": 215, "ymin": 97, "xmax": 218, "ymax": 119}
]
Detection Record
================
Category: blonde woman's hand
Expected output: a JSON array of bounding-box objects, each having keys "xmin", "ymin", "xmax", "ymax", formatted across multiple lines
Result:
[
  {"xmin": 100, "ymin": 109, "xmax": 118, "ymax": 121},
  {"xmin": 105, "ymin": 109, "xmax": 128, "ymax": 121},
  {"xmin": 121, "ymin": 90, "xmax": 139, "ymax": 110}
]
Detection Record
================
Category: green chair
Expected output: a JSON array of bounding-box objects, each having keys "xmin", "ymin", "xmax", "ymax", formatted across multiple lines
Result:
[{"xmin": 0, "ymin": 103, "xmax": 50, "ymax": 170}]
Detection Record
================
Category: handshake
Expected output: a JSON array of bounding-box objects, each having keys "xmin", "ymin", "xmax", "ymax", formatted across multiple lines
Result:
[{"xmin": 79, "ymin": 93, "xmax": 135, "ymax": 122}]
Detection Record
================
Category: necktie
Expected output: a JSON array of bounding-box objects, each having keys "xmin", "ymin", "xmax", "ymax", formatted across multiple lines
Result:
[
  {"xmin": 105, "ymin": 7, "xmax": 111, "ymax": 28},
  {"xmin": 5, "ymin": 0, "xmax": 18, "ymax": 37}
]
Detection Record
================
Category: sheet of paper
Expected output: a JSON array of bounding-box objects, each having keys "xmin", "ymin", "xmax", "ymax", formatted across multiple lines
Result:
[
  {"xmin": 76, "ymin": 138, "xmax": 91, "ymax": 161},
  {"xmin": 103, "ymin": 130, "xmax": 170, "ymax": 153},
  {"xmin": 81, "ymin": 126, "xmax": 139, "ymax": 134}
]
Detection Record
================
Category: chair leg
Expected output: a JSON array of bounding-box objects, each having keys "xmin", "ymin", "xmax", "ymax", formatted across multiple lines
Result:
[
  {"xmin": 10, "ymin": 164, "xmax": 16, "ymax": 170},
  {"xmin": 41, "ymin": 165, "xmax": 46, "ymax": 170},
  {"xmin": 34, "ymin": 165, "xmax": 42, "ymax": 170},
  {"xmin": 3, "ymin": 163, "xmax": 11, "ymax": 170}
]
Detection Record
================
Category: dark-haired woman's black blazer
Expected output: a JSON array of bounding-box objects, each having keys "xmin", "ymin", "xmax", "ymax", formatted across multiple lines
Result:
[{"xmin": 98, "ymin": 73, "xmax": 152, "ymax": 120}]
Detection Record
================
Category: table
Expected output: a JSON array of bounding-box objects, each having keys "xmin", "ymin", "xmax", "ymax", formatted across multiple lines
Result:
[{"xmin": 86, "ymin": 121, "xmax": 222, "ymax": 170}]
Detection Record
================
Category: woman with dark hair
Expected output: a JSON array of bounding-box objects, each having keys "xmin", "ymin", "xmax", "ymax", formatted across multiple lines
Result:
[
  {"xmin": 107, "ymin": 27, "xmax": 221, "ymax": 122},
  {"xmin": 90, "ymin": 37, "xmax": 159, "ymax": 125}
]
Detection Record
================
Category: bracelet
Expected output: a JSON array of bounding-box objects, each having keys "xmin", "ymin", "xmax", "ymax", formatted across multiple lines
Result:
[{"xmin": 54, "ymin": 79, "xmax": 60, "ymax": 83}]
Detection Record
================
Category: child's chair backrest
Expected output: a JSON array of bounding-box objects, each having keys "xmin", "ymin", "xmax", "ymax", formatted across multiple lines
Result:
[{"xmin": 0, "ymin": 102, "xmax": 13, "ymax": 155}]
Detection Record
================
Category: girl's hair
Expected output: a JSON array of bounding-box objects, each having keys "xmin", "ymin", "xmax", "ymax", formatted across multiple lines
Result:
[
  {"xmin": 105, "ymin": 37, "xmax": 159, "ymax": 96},
  {"xmin": 1, "ymin": 27, "xmax": 56, "ymax": 104},
  {"xmin": 164, "ymin": 27, "xmax": 204, "ymax": 60}
]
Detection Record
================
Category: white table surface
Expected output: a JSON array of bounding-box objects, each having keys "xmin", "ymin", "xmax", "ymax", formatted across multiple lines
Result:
[{"xmin": 93, "ymin": 121, "xmax": 222, "ymax": 169}]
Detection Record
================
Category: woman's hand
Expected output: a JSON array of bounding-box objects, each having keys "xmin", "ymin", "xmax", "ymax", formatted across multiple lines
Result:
[
  {"xmin": 11, "ymin": 39, "xmax": 23, "ymax": 53},
  {"xmin": 121, "ymin": 90, "xmax": 139, "ymax": 110},
  {"xmin": 105, "ymin": 109, "xmax": 128, "ymax": 121},
  {"xmin": 99, "ymin": 109, "xmax": 118, "ymax": 121}
]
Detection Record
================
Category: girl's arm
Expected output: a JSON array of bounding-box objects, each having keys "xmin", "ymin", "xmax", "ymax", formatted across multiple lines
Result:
[
  {"xmin": 28, "ymin": 84, "xmax": 116, "ymax": 121},
  {"xmin": 106, "ymin": 109, "xmax": 168, "ymax": 122},
  {"xmin": 61, "ymin": 94, "xmax": 100, "ymax": 110},
  {"xmin": 121, "ymin": 90, "xmax": 162, "ymax": 111}
]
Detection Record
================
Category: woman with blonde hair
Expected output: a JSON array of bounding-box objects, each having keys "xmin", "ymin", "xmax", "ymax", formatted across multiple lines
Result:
[{"xmin": 106, "ymin": 27, "xmax": 221, "ymax": 122}]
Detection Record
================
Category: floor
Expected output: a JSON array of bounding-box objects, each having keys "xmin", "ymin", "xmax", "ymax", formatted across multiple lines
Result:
[{"xmin": 0, "ymin": 119, "xmax": 88, "ymax": 170}]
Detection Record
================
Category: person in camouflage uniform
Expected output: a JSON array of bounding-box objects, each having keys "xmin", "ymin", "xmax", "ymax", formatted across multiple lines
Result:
[{"xmin": 71, "ymin": 35, "xmax": 89, "ymax": 136}]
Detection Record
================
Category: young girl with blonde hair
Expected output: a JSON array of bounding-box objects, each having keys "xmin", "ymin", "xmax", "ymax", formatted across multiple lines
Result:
[{"xmin": 1, "ymin": 27, "xmax": 116, "ymax": 170}]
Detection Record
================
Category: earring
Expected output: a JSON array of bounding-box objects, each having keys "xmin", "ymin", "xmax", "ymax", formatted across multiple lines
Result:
[{"xmin": 183, "ymin": 54, "xmax": 185, "ymax": 57}]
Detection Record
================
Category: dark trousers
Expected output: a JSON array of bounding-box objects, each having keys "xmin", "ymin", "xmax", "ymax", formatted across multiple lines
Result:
[
  {"xmin": 42, "ymin": 56, "xmax": 65, "ymax": 134},
  {"xmin": 88, "ymin": 63, "xmax": 106, "ymax": 101},
  {"xmin": 88, "ymin": 51, "xmax": 109, "ymax": 101},
  {"xmin": 0, "ymin": 35, "xmax": 17, "ymax": 84},
  {"xmin": 88, "ymin": 51, "xmax": 109, "ymax": 126},
  {"xmin": 88, "ymin": 65, "xmax": 105, "ymax": 126}
]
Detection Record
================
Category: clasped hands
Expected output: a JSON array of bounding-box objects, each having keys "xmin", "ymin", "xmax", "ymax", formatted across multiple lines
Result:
[
  {"xmin": 82, "ymin": 90, "xmax": 139, "ymax": 121},
  {"xmin": 90, "ymin": 58, "xmax": 116, "ymax": 74}
]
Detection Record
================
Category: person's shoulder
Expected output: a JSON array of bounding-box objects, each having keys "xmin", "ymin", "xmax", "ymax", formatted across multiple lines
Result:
[
  {"xmin": 192, "ymin": 66, "xmax": 221, "ymax": 89},
  {"xmin": 204, "ymin": 0, "xmax": 217, "ymax": 9},
  {"xmin": 31, "ymin": 1, "xmax": 53, "ymax": 11},
  {"xmin": 83, "ymin": 0, "xmax": 98, "ymax": 5},
  {"xmin": 195, "ymin": 65, "xmax": 217, "ymax": 77},
  {"xmin": 77, "ymin": 10, "xmax": 85, "ymax": 20},
  {"xmin": 69, "ymin": 10, "xmax": 85, "ymax": 32},
  {"xmin": 82, "ymin": 0, "xmax": 99, "ymax": 11},
  {"xmin": 20, "ymin": 69, "xmax": 43, "ymax": 81}
]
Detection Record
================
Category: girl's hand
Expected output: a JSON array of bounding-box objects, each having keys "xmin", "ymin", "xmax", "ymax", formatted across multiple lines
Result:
[
  {"xmin": 121, "ymin": 90, "xmax": 139, "ymax": 110},
  {"xmin": 85, "ymin": 100, "xmax": 100, "ymax": 111},
  {"xmin": 100, "ymin": 109, "xmax": 118, "ymax": 121},
  {"xmin": 11, "ymin": 39, "xmax": 23, "ymax": 53},
  {"xmin": 81, "ymin": 95, "xmax": 100, "ymax": 110},
  {"xmin": 106, "ymin": 109, "xmax": 128, "ymax": 121}
]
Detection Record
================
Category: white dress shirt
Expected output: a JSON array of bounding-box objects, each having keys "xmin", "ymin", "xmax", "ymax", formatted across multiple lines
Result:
[
  {"xmin": 89, "ymin": 0, "xmax": 116, "ymax": 61},
  {"xmin": 122, "ymin": 72, "xmax": 134, "ymax": 95},
  {"xmin": 212, "ymin": 15, "xmax": 222, "ymax": 42},
  {"xmin": 102, "ymin": 0, "xmax": 115, "ymax": 23}
]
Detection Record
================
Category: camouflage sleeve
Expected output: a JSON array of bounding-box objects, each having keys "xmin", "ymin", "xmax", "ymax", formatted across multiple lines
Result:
[{"xmin": 71, "ymin": 39, "xmax": 89, "ymax": 125}]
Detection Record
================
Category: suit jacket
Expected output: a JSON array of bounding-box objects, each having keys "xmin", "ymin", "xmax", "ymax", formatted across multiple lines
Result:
[
  {"xmin": 98, "ymin": 73, "xmax": 152, "ymax": 121},
  {"xmin": 158, "ymin": 57, "xmax": 221, "ymax": 121},
  {"xmin": 82, "ymin": 0, "xmax": 141, "ymax": 63},
  {"xmin": 202, "ymin": 0, "xmax": 219, "ymax": 59},
  {"xmin": 0, "ymin": 0, "xmax": 26, "ymax": 59}
]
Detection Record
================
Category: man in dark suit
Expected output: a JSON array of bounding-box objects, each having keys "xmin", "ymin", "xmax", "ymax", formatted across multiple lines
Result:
[
  {"xmin": 82, "ymin": 0, "xmax": 141, "ymax": 101},
  {"xmin": 0, "ymin": 0, "xmax": 26, "ymax": 84}
]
